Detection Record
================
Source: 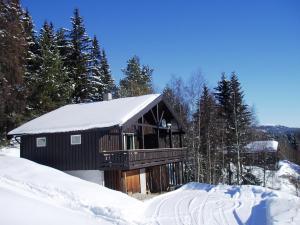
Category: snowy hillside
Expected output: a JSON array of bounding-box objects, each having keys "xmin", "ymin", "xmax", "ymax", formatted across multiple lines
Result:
[{"xmin": 0, "ymin": 147, "xmax": 300, "ymax": 225}]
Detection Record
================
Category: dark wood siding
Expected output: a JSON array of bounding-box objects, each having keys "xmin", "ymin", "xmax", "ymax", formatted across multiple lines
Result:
[
  {"xmin": 20, "ymin": 127, "xmax": 121, "ymax": 171},
  {"xmin": 99, "ymin": 127, "xmax": 121, "ymax": 152}
]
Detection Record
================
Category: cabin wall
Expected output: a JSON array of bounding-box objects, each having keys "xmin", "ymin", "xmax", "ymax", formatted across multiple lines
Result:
[{"xmin": 20, "ymin": 127, "xmax": 121, "ymax": 170}]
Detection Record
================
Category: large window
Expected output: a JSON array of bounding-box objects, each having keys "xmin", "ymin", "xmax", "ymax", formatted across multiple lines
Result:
[
  {"xmin": 36, "ymin": 137, "xmax": 46, "ymax": 147},
  {"xmin": 71, "ymin": 134, "xmax": 81, "ymax": 145}
]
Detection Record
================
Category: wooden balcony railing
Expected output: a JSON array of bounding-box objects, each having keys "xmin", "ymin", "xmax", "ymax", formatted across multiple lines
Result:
[{"xmin": 99, "ymin": 147, "xmax": 187, "ymax": 170}]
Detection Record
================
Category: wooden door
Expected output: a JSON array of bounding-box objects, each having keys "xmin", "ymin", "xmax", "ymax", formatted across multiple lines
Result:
[{"xmin": 123, "ymin": 170, "xmax": 140, "ymax": 193}]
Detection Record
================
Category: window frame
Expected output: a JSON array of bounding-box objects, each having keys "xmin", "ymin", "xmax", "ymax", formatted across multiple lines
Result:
[
  {"xmin": 70, "ymin": 134, "xmax": 81, "ymax": 145},
  {"xmin": 36, "ymin": 137, "xmax": 46, "ymax": 148},
  {"xmin": 123, "ymin": 133, "xmax": 135, "ymax": 150}
]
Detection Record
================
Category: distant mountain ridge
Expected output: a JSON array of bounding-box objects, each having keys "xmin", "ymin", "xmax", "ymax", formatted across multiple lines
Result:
[{"xmin": 258, "ymin": 125, "xmax": 300, "ymax": 135}]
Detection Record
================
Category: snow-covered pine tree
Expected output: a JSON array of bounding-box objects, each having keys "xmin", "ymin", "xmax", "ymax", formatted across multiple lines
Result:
[
  {"xmin": 31, "ymin": 22, "xmax": 71, "ymax": 115},
  {"xmin": 22, "ymin": 8, "xmax": 42, "ymax": 119},
  {"xmin": 120, "ymin": 56, "xmax": 153, "ymax": 97},
  {"xmin": 214, "ymin": 73, "xmax": 233, "ymax": 183},
  {"xmin": 87, "ymin": 35, "xmax": 103, "ymax": 102},
  {"xmin": 68, "ymin": 8, "xmax": 91, "ymax": 103},
  {"xmin": 56, "ymin": 27, "xmax": 71, "ymax": 69},
  {"xmin": 214, "ymin": 73, "xmax": 231, "ymax": 150},
  {"xmin": 100, "ymin": 49, "xmax": 117, "ymax": 97},
  {"xmin": 228, "ymin": 72, "xmax": 252, "ymax": 184},
  {"xmin": 0, "ymin": 0, "xmax": 26, "ymax": 144}
]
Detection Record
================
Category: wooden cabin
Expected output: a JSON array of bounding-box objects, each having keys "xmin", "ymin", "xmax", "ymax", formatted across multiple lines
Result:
[{"xmin": 8, "ymin": 94, "xmax": 186, "ymax": 194}]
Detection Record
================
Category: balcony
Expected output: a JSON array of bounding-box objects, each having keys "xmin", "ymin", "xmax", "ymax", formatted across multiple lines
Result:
[{"xmin": 98, "ymin": 147, "xmax": 187, "ymax": 170}]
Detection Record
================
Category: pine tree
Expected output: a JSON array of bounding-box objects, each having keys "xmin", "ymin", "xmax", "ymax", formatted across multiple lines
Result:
[
  {"xmin": 120, "ymin": 56, "xmax": 153, "ymax": 97},
  {"xmin": 69, "ymin": 8, "xmax": 91, "ymax": 103},
  {"xmin": 100, "ymin": 49, "xmax": 117, "ymax": 97},
  {"xmin": 31, "ymin": 22, "xmax": 71, "ymax": 115},
  {"xmin": 228, "ymin": 72, "xmax": 252, "ymax": 184},
  {"xmin": 214, "ymin": 73, "xmax": 231, "ymax": 150},
  {"xmin": 23, "ymin": 9, "xmax": 42, "ymax": 119},
  {"xmin": 0, "ymin": 0, "xmax": 26, "ymax": 144},
  {"xmin": 87, "ymin": 35, "xmax": 103, "ymax": 101},
  {"xmin": 56, "ymin": 27, "xmax": 71, "ymax": 68}
]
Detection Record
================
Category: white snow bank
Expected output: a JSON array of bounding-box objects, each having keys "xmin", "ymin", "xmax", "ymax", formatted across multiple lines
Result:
[
  {"xmin": 8, "ymin": 94, "xmax": 160, "ymax": 135},
  {"xmin": 0, "ymin": 186, "xmax": 109, "ymax": 225},
  {"xmin": 0, "ymin": 156, "xmax": 142, "ymax": 225},
  {"xmin": 245, "ymin": 140, "xmax": 278, "ymax": 152}
]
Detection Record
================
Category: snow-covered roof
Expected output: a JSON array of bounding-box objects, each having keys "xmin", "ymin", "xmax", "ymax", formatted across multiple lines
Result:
[
  {"xmin": 245, "ymin": 140, "xmax": 279, "ymax": 152},
  {"xmin": 9, "ymin": 94, "xmax": 161, "ymax": 135}
]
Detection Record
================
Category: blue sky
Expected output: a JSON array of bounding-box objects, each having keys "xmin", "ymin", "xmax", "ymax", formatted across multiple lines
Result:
[{"xmin": 22, "ymin": 0, "xmax": 300, "ymax": 127}]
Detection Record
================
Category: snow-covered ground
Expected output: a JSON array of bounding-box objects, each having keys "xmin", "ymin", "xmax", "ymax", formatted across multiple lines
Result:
[
  {"xmin": 0, "ymin": 146, "xmax": 300, "ymax": 225},
  {"xmin": 141, "ymin": 183, "xmax": 300, "ymax": 225}
]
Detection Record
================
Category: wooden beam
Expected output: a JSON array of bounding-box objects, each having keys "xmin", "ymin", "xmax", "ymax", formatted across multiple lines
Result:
[
  {"xmin": 156, "ymin": 104, "xmax": 160, "ymax": 148},
  {"xmin": 120, "ymin": 127, "xmax": 124, "ymax": 150},
  {"xmin": 159, "ymin": 165, "xmax": 162, "ymax": 193},
  {"xmin": 179, "ymin": 130, "xmax": 183, "ymax": 148},
  {"xmin": 159, "ymin": 110, "xmax": 165, "ymax": 124},
  {"xmin": 134, "ymin": 123, "xmax": 180, "ymax": 132},
  {"xmin": 150, "ymin": 109, "xmax": 157, "ymax": 124},
  {"xmin": 141, "ymin": 116, "xmax": 145, "ymax": 149},
  {"xmin": 169, "ymin": 128, "xmax": 173, "ymax": 148}
]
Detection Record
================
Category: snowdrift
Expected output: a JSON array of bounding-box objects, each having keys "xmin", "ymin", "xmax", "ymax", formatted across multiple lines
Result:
[{"xmin": 0, "ymin": 155, "xmax": 142, "ymax": 225}]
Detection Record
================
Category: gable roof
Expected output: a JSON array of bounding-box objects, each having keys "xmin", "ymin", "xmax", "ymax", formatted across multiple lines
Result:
[{"xmin": 9, "ymin": 94, "xmax": 163, "ymax": 135}]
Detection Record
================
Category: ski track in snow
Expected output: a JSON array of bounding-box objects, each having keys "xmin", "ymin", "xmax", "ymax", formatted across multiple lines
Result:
[{"xmin": 143, "ymin": 186, "xmax": 270, "ymax": 225}]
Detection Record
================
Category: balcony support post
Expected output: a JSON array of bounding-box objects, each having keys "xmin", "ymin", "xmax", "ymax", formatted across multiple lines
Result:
[
  {"xmin": 120, "ymin": 127, "xmax": 124, "ymax": 150},
  {"xmin": 159, "ymin": 164, "xmax": 162, "ymax": 193},
  {"xmin": 156, "ymin": 104, "xmax": 160, "ymax": 148},
  {"xmin": 142, "ymin": 116, "xmax": 145, "ymax": 149},
  {"xmin": 179, "ymin": 130, "xmax": 183, "ymax": 148}
]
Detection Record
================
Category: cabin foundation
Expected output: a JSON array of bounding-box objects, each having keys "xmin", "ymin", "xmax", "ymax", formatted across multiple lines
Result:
[{"xmin": 65, "ymin": 170, "xmax": 105, "ymax": 186}]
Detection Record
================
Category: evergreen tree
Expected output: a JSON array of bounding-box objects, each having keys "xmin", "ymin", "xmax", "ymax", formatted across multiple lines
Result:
[
  {"xmin": 0, "ymin": 0, "xmax": 26, "ymax": 144},
  {"xmin": 87, "ymin": 35, "xmax": 103, "ymax": 101},
  {"xmin": 228, "ymin": 72, "xmax": 252, "ymax": 147},
  {"xmin": 100, "ymin": 49, "xmax": 117, "ymax": 97},
  {"xmin": 228, "ymin": 72, "xmax": 252, "ymax": 183},
  {"xmin": 56, "ymin": 27, "xmax": 71, "ymax": 68},
  {"xmin": 22, "ymin": 8, "xmax": 41, "ymax": 119},
  {"xmin": 69, "ymin": 8, "xmax": 91, "ymax": 103},
  {"xmin": 31, "ymin": 22, "xmax": 71, "ymax": 115},
  {"xmin": 119, "ymin": 56, "xmax": 153, "ymax": 97},
  {"xmin": 214, "ymin": 73, "xmax": 231, "ymax": 151}
]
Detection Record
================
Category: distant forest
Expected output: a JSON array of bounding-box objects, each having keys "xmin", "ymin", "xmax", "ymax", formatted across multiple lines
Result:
[{"xmin": 1, "ymin": 0, "xmax": 299, "ymax": 185}]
